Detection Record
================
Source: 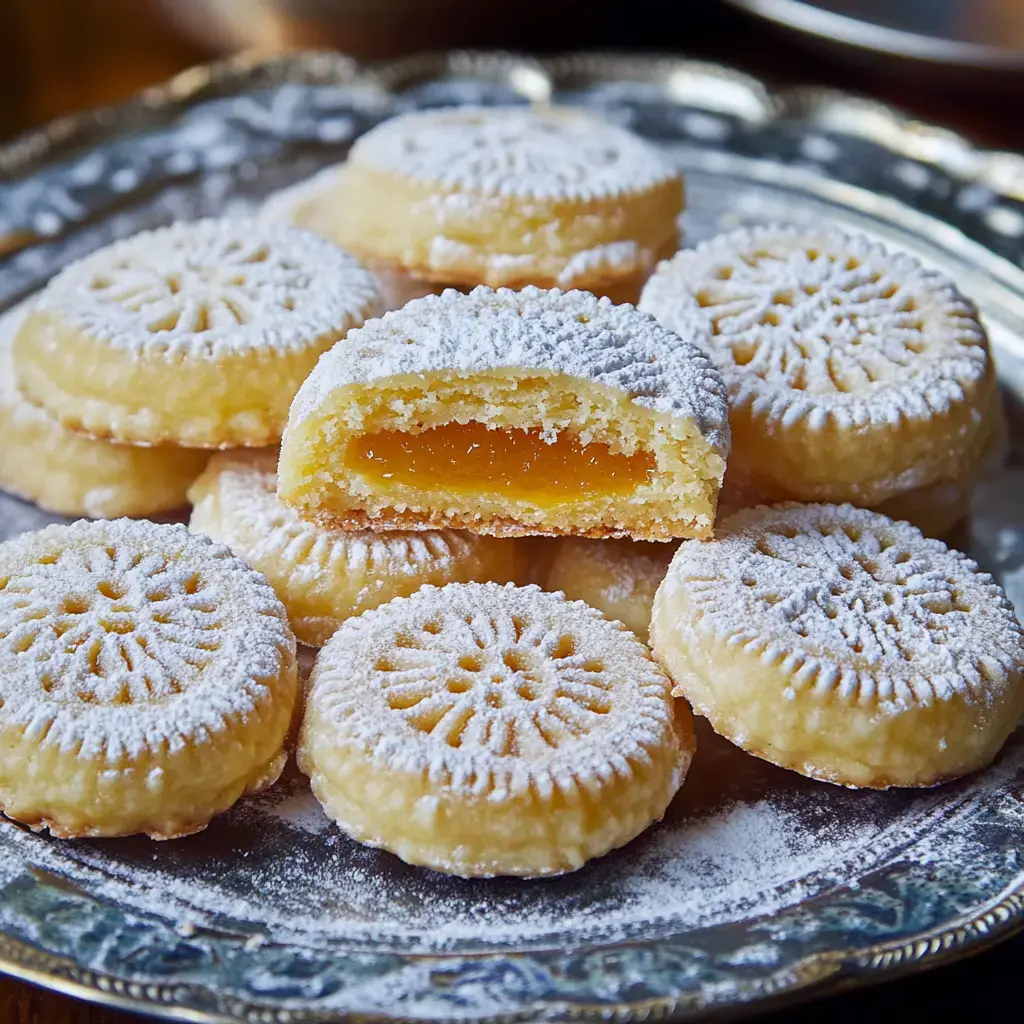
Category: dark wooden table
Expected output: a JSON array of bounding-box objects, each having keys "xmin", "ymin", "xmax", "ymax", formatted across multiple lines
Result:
[{"xmin": 1, "ymin": 1, "xmax": 1022, "ymax": 1020}]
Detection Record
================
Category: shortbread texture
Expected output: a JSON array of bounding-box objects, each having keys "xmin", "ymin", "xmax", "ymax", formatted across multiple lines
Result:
[
  {"xmin": 0, "ymin": 520, "xmax": 297, "ymax": 838},
  {"xmin": 299, "ymin": 582, "xmax": 693, "ymax": 876},
  {"xmin": 0, "ymin": 305, "xmax": 208, "ymax": 517},
  {"xmin": 261, "ymin": 106, "xmax": 683, "ymax": 305},
  {"xmin": 543, "ymin": 538, "xmax": 676, "ymax": 642},
  {"xmin": 640, "ymin": 226, "xmax": 998, "ymax": 508},
  {"xmin": 278, "ymin": 286, "xmax": 729, "ymax": 541},
  {"xmin": 188, "ymin": 448, "xmax": 520, "ymax": 647},
  {"xmin": 651, "ymin": 504, "xmax": 1024, "ymax": 789},
  {"xmin": 13, "ymin": 219, "xmax": 380, "ymax": 448},
  {"xmin": 720, "ymin": 387, "xmax": 1006, "ymax": 540}
]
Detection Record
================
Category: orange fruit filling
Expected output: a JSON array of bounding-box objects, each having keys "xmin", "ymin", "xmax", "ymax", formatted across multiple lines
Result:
[{"xmin": 349, "ymin": 422, "xmax": 655, "ymax": 507}]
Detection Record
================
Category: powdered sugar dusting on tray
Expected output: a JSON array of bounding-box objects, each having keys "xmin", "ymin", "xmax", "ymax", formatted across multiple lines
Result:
[
  {"xmin": 0, "ymin": 725, "xmax": 1011, "ymax": 961},
  {"xmin": 349, "ymin": 107, "xmax": 678, "ymax": 200},
  {"xmin": 290, "ymin": 285, "xmax": 730, "ymax": 454},
  {"xmin": 262, "ymin": 785, "xmax": 331, "ymax": 836}
]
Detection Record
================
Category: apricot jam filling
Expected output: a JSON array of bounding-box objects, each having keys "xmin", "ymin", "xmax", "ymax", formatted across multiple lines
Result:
[{"xmin": 349, "ymin": 422, "xmax": 655, "ymax": 506}]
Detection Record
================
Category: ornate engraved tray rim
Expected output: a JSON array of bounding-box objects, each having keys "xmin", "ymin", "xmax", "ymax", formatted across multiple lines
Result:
[{"xmin": 2, "ymin": 48, "xmax": 1024, "ymax": 1024}]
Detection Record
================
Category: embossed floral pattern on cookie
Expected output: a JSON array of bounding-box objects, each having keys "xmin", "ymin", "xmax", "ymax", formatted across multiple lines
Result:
[
  {"xmin": 651, "ymin": 503, "xmax": 1024, "ymax": 788},
  {"xmin": 299, "ymin": 581, "xmax": 693, "ymax": 876}
]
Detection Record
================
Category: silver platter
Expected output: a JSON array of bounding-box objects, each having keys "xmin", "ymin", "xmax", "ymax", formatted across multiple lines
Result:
[
  {"xmin": 724, "ymin": 0, "xmax": 1024, "ymax": 70},
  {"xmin": 1, "ymin": 51, "xmax": 1024, "ymax": 1024}
]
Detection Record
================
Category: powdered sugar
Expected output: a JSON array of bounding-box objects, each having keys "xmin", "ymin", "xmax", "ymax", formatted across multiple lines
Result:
[
  {"xmin": 556, "ymin": 239, "xmax": 648, "ymax": 286},
  {"xmin": 34, "ymin": 218, "xmax": 380, "ymax": 359},
  {"xmin": 0, "ymin": 721, "xmax": 1007, "ymax": 964},
  {"xmin": 192, "ymin": 449, "xmax": 491, "ymax": 585},
  {"xmin": 349, "ymin": 107, "xmax": 678, "ymax": 201},
  {"xmin": 0, "ymin": 519, "xmax": 294, "ymax": 761},
  {"xmin": 189, "ymin": 448, "xmax": 517, "ymax": 644},
  {"xmin": 264, "ymin": 785, "xmax": 331, "ymax": 835},
  {"xmin": 306, "ymin": 582, "xmax": 678, "ymax": 800},
  {"xmin": 289, "ymin": 285, "xmax": 730, "ymax": 454},
  {"xmin": 662, "ymin": 503, "xmax": 1024, "ymax": 708},
  {"xmin": 640, "ymin": 225, "xmax": 991, "ymax": 432},
  {"xmin": 422, "ymin": 237, "xmax": 655, "ymax": 291}
]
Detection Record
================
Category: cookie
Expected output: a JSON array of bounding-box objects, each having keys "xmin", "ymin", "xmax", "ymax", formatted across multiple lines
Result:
[
  {"xmin": 261, "ymin": 106, "xmax": 683, "ymax": 306},
  {"xmin": 0, "ymin": 519, "xmax": 297, "ymax": 838},
  {"xmin": 542, "ymin": 538, "xmax": 675, "ymax": 642},
  {"xmin": 0, "ymin": 304, "xmax": 207, "ymax": 517},
  {"xmin": 13, "ymin": 218, "xmax": 380, "ymax": 448},
  {"xmin": 650, "ymin": 503, "xmax": 1024, "ymax": 789},
  {"xmin": 188, "ymin": 448, "xmax": 520, "ymax": 646},
  {"xmin": 278, "ymin": 286, "xmax": 729, "ymax": 540},
  {"xmin": 640, "ymin": 225, "xmax": 997, "ymax": 512},
  {"xmin": 299, "ymin": 582, "xmax": 693, "ymax": 876}
]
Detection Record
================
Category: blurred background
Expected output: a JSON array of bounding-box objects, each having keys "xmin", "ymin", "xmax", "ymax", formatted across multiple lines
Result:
[{"xmin": 2, "ymin": 0, "xmax": 1024, "ymax": 147}]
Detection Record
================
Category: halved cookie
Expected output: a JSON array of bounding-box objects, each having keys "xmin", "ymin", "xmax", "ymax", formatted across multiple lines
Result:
[{"xmin": 278, "ymin": 286, "xmax": 729, "ymax": 540}]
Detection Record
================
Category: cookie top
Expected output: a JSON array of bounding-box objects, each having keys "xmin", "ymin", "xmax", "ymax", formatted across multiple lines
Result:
[
  {"xmin": 32, "ymin": 218, "xmax": 380, "ymax": 359},
  {"xmin": 307, "ymin": 581, "xmax": 679, "ymax": 801},
  {"xmin": 640, "ymin": 225, "xmax": 990, "ymax": 430},
  {"xmin": 347, "ymin": 106, "xmax": 678, "ymax": 201},
  {"xmin": 0, "ymin": 519, "xmax": 295, "ymax": 761},
  {"xmin": 661, "ymin": 503, "xmax": 1024, "ymax": 708},
  {"xmin": 289, "ymin": 286, "xmax": 730, "ymax": 455}
]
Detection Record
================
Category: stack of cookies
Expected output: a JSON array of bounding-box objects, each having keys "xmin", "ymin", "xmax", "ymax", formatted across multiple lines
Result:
[
  {"xmin": 0, "ymin": 104, "xmax": 1021, "ymax": 881},
  {"xmin": 1, "ymin": 217, "xmax": 380, "ymax": 518}
]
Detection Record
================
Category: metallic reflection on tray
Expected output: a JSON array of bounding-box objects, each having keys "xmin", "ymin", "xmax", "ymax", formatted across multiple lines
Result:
[{"xmin": 725, "ymin": 0, "xmax": 1024, "ymax": 68}]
